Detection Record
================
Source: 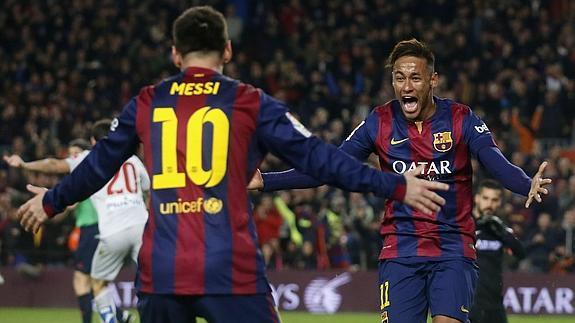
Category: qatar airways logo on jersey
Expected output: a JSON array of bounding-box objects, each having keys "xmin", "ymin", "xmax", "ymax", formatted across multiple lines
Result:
[{"xmin": 391, "ymin": 160, "xmax": 452, "ymax": 176}]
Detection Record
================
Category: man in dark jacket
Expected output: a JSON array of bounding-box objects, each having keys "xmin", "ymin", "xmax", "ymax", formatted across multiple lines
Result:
[{"xmin": 470, "ymin": 180, "xmax": 526, "ymax": 323}]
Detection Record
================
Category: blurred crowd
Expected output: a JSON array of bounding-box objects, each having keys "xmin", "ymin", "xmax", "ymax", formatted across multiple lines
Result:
[{"xmin": 1, "ymin": 0, "xmax": 575, "ymax": 275}]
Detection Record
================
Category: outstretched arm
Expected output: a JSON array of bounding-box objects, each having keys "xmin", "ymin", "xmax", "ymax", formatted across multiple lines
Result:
[
  {"xmin": 4, "ymin": 155, "xmax": 70, "ymax": 174},
  {"xmin": 477, "ymin": 146, "xmax": 551, "ymax": 207}
]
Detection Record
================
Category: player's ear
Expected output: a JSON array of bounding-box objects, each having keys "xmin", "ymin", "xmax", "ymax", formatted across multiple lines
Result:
[
  {"xmin": 223, "ymin": 40, "xmax": 232, "ymax": 64},
  {"xmin": 171, "ymin": 46, "xmax": 182, "ymax": 69},
  {"xmin": 430, "ymin": 72, "xmax": 439, "ymax": 89}
]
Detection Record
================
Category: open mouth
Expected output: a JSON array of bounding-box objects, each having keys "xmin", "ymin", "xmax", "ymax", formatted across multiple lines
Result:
[{"xmin": 401, "ymin": 96, "xmax": 419, "ymax": 113}]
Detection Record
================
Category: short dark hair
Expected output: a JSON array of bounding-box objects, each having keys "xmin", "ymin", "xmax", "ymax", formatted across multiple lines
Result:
[
  {"xmin": 173, "ymin": 6, "xmax": 228, "ymax": 56},
  {"xmin": 476, "ymin": 179, "xmax": 503, "ymax": 194},
  {"xmin": 91, "ymin": 119, "xmax": 112, "ymax": 142},
  {"xmin": 68, "ymin": 138, "xmax": 91, "ymax": 151},
  {"xmin": 386, "ymin": 38, "xmax": 435, "ymax": 73}
]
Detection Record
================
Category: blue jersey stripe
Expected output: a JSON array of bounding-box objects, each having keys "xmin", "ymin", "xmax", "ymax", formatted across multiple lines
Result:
[{"xmin": 390, "ymin": 102, "xmax": 417, "ymax": 257}]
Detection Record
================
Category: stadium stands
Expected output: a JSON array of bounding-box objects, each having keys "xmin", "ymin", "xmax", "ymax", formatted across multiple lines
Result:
[{"xmin": 1, "ymin": 0, "xmax": 574, "ymax": 274}]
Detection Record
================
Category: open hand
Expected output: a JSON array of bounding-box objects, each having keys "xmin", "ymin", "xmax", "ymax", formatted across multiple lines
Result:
[
  {"xmin": 17, "ymin": 184, "xmax": 49, "ymax": 233},
  {"xmin": 402, "ymin": 165, "xmax": 449, "ymax": 215},
  {"xmin": 525, "ymin": 161, "xmax": 552, "ymax": 208},
  {"xmin": 3, "ymin": 154, "xmax": 24, "ymax": 168},
  {"xmin": 247, "ymin": 169, "xmax": 263, "ymax": 190}
]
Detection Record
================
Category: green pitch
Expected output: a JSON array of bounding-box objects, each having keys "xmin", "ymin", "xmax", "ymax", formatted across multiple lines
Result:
[{"xmin": 0, "ymin": 308, "xmax": 573, "ymax": 323}]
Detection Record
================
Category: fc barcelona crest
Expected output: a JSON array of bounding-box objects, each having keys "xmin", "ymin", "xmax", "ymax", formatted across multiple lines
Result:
[{"xmin": 433, "ymin": 131, "xmax": 453, "ymax": 152}]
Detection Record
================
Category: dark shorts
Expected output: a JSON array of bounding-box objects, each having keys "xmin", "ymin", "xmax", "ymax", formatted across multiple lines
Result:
[
  {"xmin": 137, "ymin": 292, "xmax": 280, "ymax": 323},
  {"xmin": 378, "ymin": 258, "xmax": 478, "ymax": 323},
  {"xmin": 73, "ymin": 224, "xmax": 99, "ymax": 274}
]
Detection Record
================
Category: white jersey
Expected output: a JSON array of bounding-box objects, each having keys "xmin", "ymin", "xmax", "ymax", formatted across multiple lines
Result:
[{"xmin": 66, "ymin": 150, "xmax": 149, "ymax": 237}]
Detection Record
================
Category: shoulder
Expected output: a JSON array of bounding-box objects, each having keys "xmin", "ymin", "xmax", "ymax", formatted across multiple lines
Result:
[
  {"xmin": 213, "ymin": 73, "xmax": 260, "ymax": 96},
  {"xmin": 439, "ymin": 97, "xmax": 473, "ymax": 116},
  {"xmin": 138, "ymin": 73, "xmax": 184, "ymax": 99},
  {"xmin": 69, "ymin": 150, "xmax": 90, "ymax": 161},
  {"xmin": 237, "ymin": 81, "xmax": 261, "ymax": 98},
  {"xmin": 126, "ymin": 155, "xmax": 143, "ymax": 164},
  {"xmin": 128, "ymin": 155, "xmax": 148, "ymax": 174},
  {"xmin": 66, "ymin": 150, "xmax": 90, "ymax": 168},
  {"xmin": 372, "ymin": 100, "xmax": 398, "ymax": 118}
]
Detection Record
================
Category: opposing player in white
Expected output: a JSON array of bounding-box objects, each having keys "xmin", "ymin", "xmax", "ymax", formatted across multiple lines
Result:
[{"xmin": 67, "ymin": 119, "xmax": 149, "ymax": 323}]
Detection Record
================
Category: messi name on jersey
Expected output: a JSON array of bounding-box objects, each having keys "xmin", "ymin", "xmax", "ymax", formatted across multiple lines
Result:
[{"xmin": 170, "ymin": 81, "xmax": 221, "ymax": 96}]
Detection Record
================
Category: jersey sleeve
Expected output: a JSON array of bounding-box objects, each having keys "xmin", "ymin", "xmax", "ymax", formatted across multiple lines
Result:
[
  {"xmin": 256, "ymin": 92, "xmax": 405, "ymax": 199},
  {"xmin": 462, "ymin": 108, "xmax": 497, "ymax": 156},
  {"xmin": 65, "ymin": 150, "xmax": 90, "ymax": 172},
  {"xmin": 43, "ymin": 96, "xmax": 141, "ymax": 217},
  {"xmin": 477, "ymin": 146, "xmax": 532, "ymax": 196},
  {"xmin": 261, "ymin": 111, "xmax": 378, "ymax": 191},
  {"xmin": 339, "ymin": 110, "xmax": 378, "ymax": 161}
]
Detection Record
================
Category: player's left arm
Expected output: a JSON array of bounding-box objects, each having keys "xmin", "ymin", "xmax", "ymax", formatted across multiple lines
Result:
[{"xmin": 463, "ymin": 109, "xmax": 551, "ymax": 207}]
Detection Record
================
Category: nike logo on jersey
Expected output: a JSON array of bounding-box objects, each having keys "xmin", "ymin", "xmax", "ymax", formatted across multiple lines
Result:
[
  {"xmin": 460, "ymin": 305, "xmax": 469, "ymax": 313},
  {"xmin": 390, "ymin": 137, "xmax": 409, "ymax": 145}
]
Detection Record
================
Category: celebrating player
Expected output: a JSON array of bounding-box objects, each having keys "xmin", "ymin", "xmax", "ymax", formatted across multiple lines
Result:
[{"xmin": 249, "ymin": 39, "xmax": 552, "ymax": 323}]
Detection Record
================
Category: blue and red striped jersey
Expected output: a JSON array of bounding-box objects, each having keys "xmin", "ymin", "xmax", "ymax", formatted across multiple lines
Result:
[
  {"xmin": 348, "ymin": 97, "xmax": 496, "ymax": 260},
  {"xmin": 42, "ymin": 66, "xmax": 407, "ymax": 295},
  {"xmin": 261, "ymin": 96, "xmax": 533, "ymax": 260}
]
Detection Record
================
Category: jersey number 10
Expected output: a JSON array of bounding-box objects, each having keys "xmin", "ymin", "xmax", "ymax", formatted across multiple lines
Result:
[{"xmin": 152, "ymin": 106, "xmax": 230, "ymax": 189}]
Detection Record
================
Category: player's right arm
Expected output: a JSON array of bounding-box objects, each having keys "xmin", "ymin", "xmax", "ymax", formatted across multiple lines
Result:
[
  {"xmin": 256, "ymin": 92, "xmax": 447, "ymax": 211},
  {"xmin": 3, "ymin": 154, "xmax": 70, "ymax": 174}
]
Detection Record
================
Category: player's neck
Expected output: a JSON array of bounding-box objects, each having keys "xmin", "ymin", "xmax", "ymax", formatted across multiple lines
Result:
[
  {"xmin": 180, "ymin": 54, "xmax": 224, "ymax": 74},
  {"xmin": 411, "ymin": 98, "xmax": 436, "ymax": 122},
  {"xmin": 419, "ymin": 102, "xmax": 436, "ymax": 121}
]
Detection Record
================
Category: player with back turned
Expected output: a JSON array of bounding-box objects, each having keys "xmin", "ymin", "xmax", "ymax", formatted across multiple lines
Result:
[
  {"xmin": 15, "ymin": 6, "xmax": 449, "ymax": 323},
  {"xmin": 249, "ymin": 39, "xmax": 552, "ymax": 323},
  {"xmin": 470, "ymin": 180, "xmax": 525, "ymax": 323}
]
